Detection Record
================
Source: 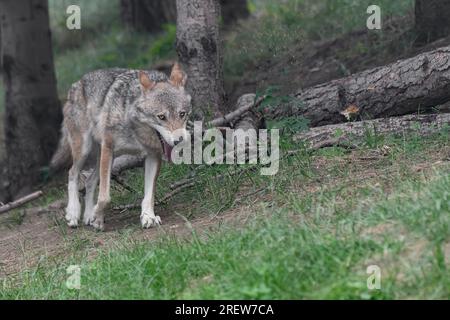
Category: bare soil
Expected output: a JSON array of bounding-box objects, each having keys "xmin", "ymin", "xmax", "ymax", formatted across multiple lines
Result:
[{"xmin": 0, "ymin": 199, "xmax": 257, "ymax": 277}]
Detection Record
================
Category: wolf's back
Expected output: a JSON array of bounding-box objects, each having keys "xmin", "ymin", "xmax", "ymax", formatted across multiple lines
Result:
[
  {"xmin": 49, "ymin": 68, "xmax": 168, "ymax": 174},
  {"xmin": 81, "ymin": 68, "xmax": 167, "ymax": 105}
]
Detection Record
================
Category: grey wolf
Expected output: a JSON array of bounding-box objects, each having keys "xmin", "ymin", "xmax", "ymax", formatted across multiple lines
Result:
[{"xmin": 51, "ymin": 63, "xmax": 191, "ymax": 231}]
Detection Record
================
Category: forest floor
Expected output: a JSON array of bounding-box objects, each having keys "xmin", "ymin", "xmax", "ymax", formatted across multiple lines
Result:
[
  {"xmin": 1, "ymin": 131, "xmax": 449, "ymax": 298},
  {"xmin": 1, "ymin": 0, "xmax": 450, "ymax": 299}
]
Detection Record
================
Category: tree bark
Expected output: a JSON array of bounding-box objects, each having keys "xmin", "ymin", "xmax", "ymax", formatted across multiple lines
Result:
[
  {"xmin": 270, "ymin": 46, "xmax": 450, "ymax": 127},
  {"xmin": 120, "ymin": 0, "xmax": 177, "ymax": 33},
  {"xmin": 176, "ymin": 0, "xmax": 226, "ymax": 120},
  {"xmin": 0, "ymin": 162, "xmax": 7, "ymax": 204},
  {"xmin": 120, "ymin": 0, "xmax": 248, "ymax": 33},
  {"xmin": 228, "ymin": 93, "xmax": 264, "ymax": 131},
  {"xmin": 0, "ymin": 23, "xmax": 2, "ymax": 75},
  {"xmin": 294, "ymin": 113, "xmax": 450, "ymax": 146},
  {"xmin": 0, "ymin": 0, "xmax": 62, "ymax": 200},
  {"xmin": 415, "ymin": 0, "xmax": 450, "ymax": 45}
]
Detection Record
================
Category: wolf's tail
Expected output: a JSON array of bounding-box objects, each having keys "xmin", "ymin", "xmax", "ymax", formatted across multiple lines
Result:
[
  {"xmin": 49, "ymin": 126, "xmax": 72, "ymax": 174},
  {"xmin": 50, "ymin": 83, "xmax": 80, "ymax": 175}
]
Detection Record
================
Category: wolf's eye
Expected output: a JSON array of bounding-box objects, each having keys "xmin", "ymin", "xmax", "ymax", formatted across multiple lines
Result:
[
  {"xmin": 179, "ymin": 111, "xmax": 186, "ymax": 118},
  {"xmin": 157, "ymin": 114, "xmax": 166, "ymax": 121}
]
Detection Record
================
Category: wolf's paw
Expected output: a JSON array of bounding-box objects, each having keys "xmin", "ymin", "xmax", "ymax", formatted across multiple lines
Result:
[
  {"xmin": 83, "ymin": 210, "xmax": 95, "ymax": 226},
  {"xmin": 65, "ymin": 208, "xmax": 80, "ymax": 228},
  {"xmin": 141, "ymin": 213, "xmax": 162, "ymax": 229},
  {"xmin": 83, "ymin": 215, "xmax": 95, "ymax": 226},
  {"xmin": 66, "ymin": 217, "xmax": 79, "ymax": 228},
  {"xmin": 90, "ymin": 215, "xmax": 105, "ymax": 231}
]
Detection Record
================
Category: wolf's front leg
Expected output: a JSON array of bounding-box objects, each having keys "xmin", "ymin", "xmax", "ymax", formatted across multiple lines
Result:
[
  {"xmin": 66, "ymin": 166, "xmax": 82, "ymax": 227},
  {"xmin": 141, "ymin": 153, "xmax": 162, "ymax": 228},
  {"xmin": 91, "ymin": 139, "xmax": 113, "ymax": 231}
]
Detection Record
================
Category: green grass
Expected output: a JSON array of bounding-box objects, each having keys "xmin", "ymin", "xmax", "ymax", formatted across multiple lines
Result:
[
  {"xmin": 1, "ymin": 130, "xmax": 449, "ymax": 299},
  {"xmin": 48, "ymin": 0, "xmax": 177, "ymax": 99},
  {"xmin": 224, "ymin": 0, "xmax": 414, "ymax": 77},
  {"xmin": 0, "ymin": 213, "xmax": 385, "ymax": 299},
  {"xmin": 1, "ymin": 171, "xmax": 448, "ymax": 299},
  {"xmin": 54, "ymin": 28, "xmax": 173, "ymax": 99},
  {"xmin": 263, "ymin": 0, "xmax": 414, "ymax": 39},
  {"xmin": 48, "ymin": 0, "xmax": 120, "ymax": 53}
]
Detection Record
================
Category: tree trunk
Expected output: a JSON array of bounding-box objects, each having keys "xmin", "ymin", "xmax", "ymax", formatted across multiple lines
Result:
[
  {"xmin": 294, "ymin": 113, "xmax": 450, "ymax": 146},
  {"xmin": 120, "ymin": 0, "xmax": 177, "ymax": 33},
  {"xmin": 176, "ymin": 0, "xmax": 226, "ymax": 120},
  {"xmin": 270, "ymin": 46, "xmax": 450, "ymax": 127},
  {"xmin": 220, "ymin": 0, "xmax": 249, "ymax": 25},
  {"xmin": 415, "ymin": 0, "xmax": 450, "ymax": 45},
  {"xmin": 120, "ymin": 0, "xmax": 248, "ymax": 33},
  {"xmin": 0, "ymin": 0, "xmax": 62, "ymax": 200},
  {"xmin": 0, "ymin": 23, "xmax": 2, "ymax": 75}
]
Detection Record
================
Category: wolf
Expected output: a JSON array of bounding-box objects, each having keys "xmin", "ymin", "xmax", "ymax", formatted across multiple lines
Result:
[{"xmin": 51, "ymin": 63, "xmax": 191, "ymax": 231}]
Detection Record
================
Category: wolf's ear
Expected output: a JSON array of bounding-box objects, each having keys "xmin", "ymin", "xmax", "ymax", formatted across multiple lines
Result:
[
  {"xmin": 169, "ymin": 62, "xmax": 187, "ymax": 88},
  {"xmin": 139, "ymin": 71, "xmax": 156, "ymax": 92}
]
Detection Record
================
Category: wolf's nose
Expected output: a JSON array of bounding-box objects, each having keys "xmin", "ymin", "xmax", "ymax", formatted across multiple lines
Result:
[{"xmin": 174, "ymin": 136, "xmax": 183, "ymax": 146}]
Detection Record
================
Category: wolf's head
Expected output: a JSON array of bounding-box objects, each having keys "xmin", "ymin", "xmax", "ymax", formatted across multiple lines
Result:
[{"xmin": 130, "ymin": 63, "xmax": 191, "ymax": 160}]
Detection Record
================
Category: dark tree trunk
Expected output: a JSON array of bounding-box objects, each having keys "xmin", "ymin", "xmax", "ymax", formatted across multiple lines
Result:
[
  {"xmin": 270, "ymin": 46, "xmax": 450, "ymax": 127},
  {"xmin": 220, "ymin": 0, "xmax": 249, "ymax": 25},
  {"xmin": 0, "ymin": 0, "xmax": 62, "ymax": 200},
  {"xmin": 415, "ymin": 0, "xmax": 450, "ymax": 45},
  {"xmin": 120, "ymin": 0, "xmax": 177, "ymax": 33},
  {"xmin": 0, "ymin": 24, "xmax": 2, "ymax": 75},
  {"xmin": 176, "ymin": 0, "xmax": 226, "ymax": 120},
  {"xmin": 120, "ymin": 0, "xmax": 248, "ymax": 33}
]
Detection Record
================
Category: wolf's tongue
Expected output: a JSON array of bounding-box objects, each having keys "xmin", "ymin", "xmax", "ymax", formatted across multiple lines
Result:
[{"xmin": 164, "ymin": 141, "xmax": 173, "ymax": 163}]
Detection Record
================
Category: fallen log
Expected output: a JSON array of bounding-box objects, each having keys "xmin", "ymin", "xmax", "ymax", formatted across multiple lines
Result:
[
  {"xmin": 232, "ymin": 94, "xmax": 265, "ymax": 131},
  {"xmin": 270, "ymin": 46, "xmax": 450, "ymax": 127},
  {"xmin": 0, "ymin": 190, "xmax": 43, "ymax": 214},
  {"xmin": 294, "ymin": 113, "xmax": 450, "ymax": 145}
]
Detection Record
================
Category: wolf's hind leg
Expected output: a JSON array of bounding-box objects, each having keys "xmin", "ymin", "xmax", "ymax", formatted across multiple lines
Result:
[
  {"xmin": 66, "ymin": 133, "xmax": 92, "ymax": 227},
  {"xmin": 91, "ymin": 138, "xmax": 113, "ymax": 231},
  {"xmin": 141, "ymin": 153, "xmax": 162, "ymax": 228}
]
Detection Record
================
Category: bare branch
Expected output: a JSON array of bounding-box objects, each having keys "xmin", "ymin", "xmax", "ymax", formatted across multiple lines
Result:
[
  {"xmin": 207, "ymin": 95, "xmax": 266, "ymax": 128},
  {"xmin": 0, "ymin": 191, "xmax": 43, "ymax": 214}
]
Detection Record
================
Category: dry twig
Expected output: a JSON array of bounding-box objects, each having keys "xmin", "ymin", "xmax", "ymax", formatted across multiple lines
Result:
[{"xmin": 0, "ymin": 191, "xmax": 44, "ymax": 214}]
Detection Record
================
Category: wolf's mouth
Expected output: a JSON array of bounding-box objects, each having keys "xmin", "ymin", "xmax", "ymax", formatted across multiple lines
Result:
[{"xmin": 156, "ymin": 132, "xmax": 173, "ymax": 163}]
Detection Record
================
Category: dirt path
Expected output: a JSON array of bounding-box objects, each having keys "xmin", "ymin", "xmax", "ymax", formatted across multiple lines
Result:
[{"xmin": 0, "ymin": 198, "xmax": 254, "ymax": 277}]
